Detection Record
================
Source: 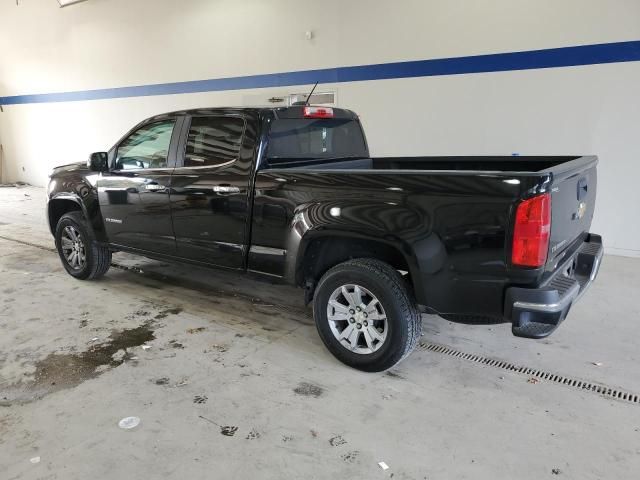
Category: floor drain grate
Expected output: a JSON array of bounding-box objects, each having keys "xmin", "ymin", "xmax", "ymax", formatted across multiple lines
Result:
[{"xmin": 419, "ymin": 341, "xmax": 640, "ymax": 405}]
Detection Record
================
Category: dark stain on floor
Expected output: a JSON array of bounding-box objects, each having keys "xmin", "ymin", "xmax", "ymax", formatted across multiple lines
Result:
[
  {"xmin": 293, "ymin": 382, "xmax": 324, "ymax": 398},
  {"xmin": 329, "ymin": 435, "xmax": 347, "ymax": 446},
  {"xmin": 0, "ymin": 323, "xmax": 155, "ymax": 406},
  {"xmin": 193, "ymin": 395, "xmax": 208, "ymax": 404},
  {"xmin": 220, "ymin": 425, "xmax": 238, "ymax": 437},
  {"xmin": 125, "ymin": 309, "xmax": 150, "ymax": 320},
  {"xmin": 154, "ymin": 307, "xmax": 183, "ymax": 319},
  {"xmin": 186, "ymin": 327, "xmax": 205, "ymax": 334},
  {"xmin": 198, "ymin": 414, "xmax": 238, "ymax": 437},
  {"xmin": 341, "ymin": 451, "xmax": 359, "ymax": 463}
]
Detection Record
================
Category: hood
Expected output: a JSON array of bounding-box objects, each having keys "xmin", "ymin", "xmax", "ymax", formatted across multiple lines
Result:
[{"xmin": 51, "ymin": 161, "xmax": 89, "ymax": 177}]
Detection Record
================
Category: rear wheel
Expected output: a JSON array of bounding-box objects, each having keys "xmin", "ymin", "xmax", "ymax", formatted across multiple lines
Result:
[
  {"xmin": 55, "ymin": 211, "xmax": 111, "ymax": 280},
  {"xmin": 313, "ymin": 258, "xmax": 421, "ymax": 372}
]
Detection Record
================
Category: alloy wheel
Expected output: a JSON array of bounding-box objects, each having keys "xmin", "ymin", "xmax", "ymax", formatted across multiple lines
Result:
[
  {"xmin": 326, "ymin": 284, "xmax": 388, "ymax": 354},
  {"xmin": 61, "ymin": 225, "xmax": 86, "ymax": 270}
]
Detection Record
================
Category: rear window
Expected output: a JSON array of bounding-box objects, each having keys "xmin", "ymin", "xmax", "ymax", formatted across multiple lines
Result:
[{"xmin": 266, "ymin": 118, "xmax": 367, "ymax": 162}]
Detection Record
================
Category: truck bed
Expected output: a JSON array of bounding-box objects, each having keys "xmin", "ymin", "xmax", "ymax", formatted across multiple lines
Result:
[
  {"xmin": 269, "ymin": 156, "xmax": 581, "ymax": 173},
  {"xmin": 255, "ymin": 152, "xmax": 597, "ymax": 317},
  {"xmin": 372, "ymin": 156, "xmax": 580, "ymax": 172}
]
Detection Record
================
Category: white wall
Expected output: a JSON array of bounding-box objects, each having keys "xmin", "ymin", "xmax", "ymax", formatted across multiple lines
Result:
[{"xmin": 0, "ymin": 0, "xmax": 639, "ymax": 256}]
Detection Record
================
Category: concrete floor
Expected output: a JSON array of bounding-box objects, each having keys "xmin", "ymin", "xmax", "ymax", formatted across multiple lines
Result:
[{"xmin": 1, "ymin": 186, "xmax": 639, "ymax": 480}]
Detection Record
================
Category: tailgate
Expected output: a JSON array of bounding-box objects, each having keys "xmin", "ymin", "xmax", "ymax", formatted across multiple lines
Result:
[{"xmin": 547, "ymin": 157, "xmax": 598, "ymax": 264}]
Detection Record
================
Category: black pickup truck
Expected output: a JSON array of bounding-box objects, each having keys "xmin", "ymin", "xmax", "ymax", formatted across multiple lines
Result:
[{"xmin": 47, "ymin": 105, "xmax": 603, "ymax": 371}]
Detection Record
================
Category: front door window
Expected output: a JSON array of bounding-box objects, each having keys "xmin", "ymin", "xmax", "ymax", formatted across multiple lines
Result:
[{"xmin": 115, "ymin": 120, "xmax": 175, "ymax": 170}]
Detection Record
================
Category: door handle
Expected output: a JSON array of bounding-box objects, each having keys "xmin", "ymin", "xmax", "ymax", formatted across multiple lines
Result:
[
  {"xmin": 213, "ymin": 185, "xmax": 240, "ymax": 194},
  {"xmin": 577, "ymin": 177, "xmax": 588, "ymax": 201}
]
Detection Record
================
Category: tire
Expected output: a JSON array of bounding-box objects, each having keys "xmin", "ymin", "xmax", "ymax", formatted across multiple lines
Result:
[
  {"xmin": 55, "ymin": 211, "xmax": 111, "ymax": 280},
  {"xmin": 313, "ymin": 258, "xmax": 421, "ymax": 372}
]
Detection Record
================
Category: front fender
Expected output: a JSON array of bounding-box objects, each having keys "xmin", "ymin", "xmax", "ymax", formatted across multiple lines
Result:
[{"xmin": 47, "ymin": 174, "xmax": 106, "ymax": 242}]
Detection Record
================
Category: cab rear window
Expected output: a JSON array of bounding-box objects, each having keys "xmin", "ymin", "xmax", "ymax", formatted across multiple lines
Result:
[{"xmin": 267, "ymin": 118, "xmax": 367, "ymax": 162}]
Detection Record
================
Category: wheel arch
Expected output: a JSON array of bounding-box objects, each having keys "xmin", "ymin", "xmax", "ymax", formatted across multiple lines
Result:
[
  {"xmin": 292, "ymin": 231, "xmax": 420, "ymax": 303},
  {"xmin": 48, "ymin": 196, "xmax": 85, "ymax": 234},
  {"xmin": 48, "ymin": 190, "xmax": 108, "ymax": 242}
]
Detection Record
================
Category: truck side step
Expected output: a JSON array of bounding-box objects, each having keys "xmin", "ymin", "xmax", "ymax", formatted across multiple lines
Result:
[{"xmin": 512, "ymin": 321, "xmax": 559, "ymax": 339}]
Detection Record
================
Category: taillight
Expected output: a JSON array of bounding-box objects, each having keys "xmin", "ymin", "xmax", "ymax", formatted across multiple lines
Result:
[
  {"xmin": 512, "ymin": 193, "xmax": 551, "ymax": 268},
  {"xmin": 303, "ymin": 106, "xmax": 334, "ymax": 118}
]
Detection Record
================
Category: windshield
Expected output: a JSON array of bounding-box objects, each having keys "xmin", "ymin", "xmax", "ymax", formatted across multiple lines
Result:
[{"xmin": 266, "ymin": 118, "xmax": 368, "ymax": 162}]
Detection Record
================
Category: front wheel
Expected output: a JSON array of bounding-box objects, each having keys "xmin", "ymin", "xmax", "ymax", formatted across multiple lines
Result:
[
  {"xmin": 55, "ymin": 211, "xmax": 111, "ymax": 280},
  {"xmin": 313, "ymin": 258, "xmax": 421, "ymax": 372}
]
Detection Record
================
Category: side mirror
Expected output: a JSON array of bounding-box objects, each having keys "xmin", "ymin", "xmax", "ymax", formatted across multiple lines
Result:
[{"xmin": 87, "ymin": 152, "xmax": 109, "ymax": 172}]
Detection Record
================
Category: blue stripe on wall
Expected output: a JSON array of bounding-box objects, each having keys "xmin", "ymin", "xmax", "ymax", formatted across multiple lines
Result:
[{"xmin": 1, "ymin": 40, "xmax": 639, "ymax": 106}]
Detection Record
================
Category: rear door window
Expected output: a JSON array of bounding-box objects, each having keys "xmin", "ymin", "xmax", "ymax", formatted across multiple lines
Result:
[{"xmin": 184, "ymin": 116, "xmax": 245, "ymax": 167}]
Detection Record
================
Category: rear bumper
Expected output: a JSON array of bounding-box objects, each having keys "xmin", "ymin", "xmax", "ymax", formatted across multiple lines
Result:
[{"xmin": 504, "ymin": 233, "xmax": 603, "ymax": 339}]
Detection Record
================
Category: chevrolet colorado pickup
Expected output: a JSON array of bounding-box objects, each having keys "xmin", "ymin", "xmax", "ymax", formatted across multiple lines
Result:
[{"xmin": 47, "ymin": 105, "xmax": 603, "ymax": 371}]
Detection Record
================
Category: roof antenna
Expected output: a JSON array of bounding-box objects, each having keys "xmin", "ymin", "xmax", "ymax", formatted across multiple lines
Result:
[{"xmin": 304, "ymin": 82, "xmax": 319, "ymax": 106}]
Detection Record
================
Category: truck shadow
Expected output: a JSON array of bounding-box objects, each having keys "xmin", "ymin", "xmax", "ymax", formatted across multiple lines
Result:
[{"xmin": 437, "ymin": 313, "xmax": 509, "ymax": 325}]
